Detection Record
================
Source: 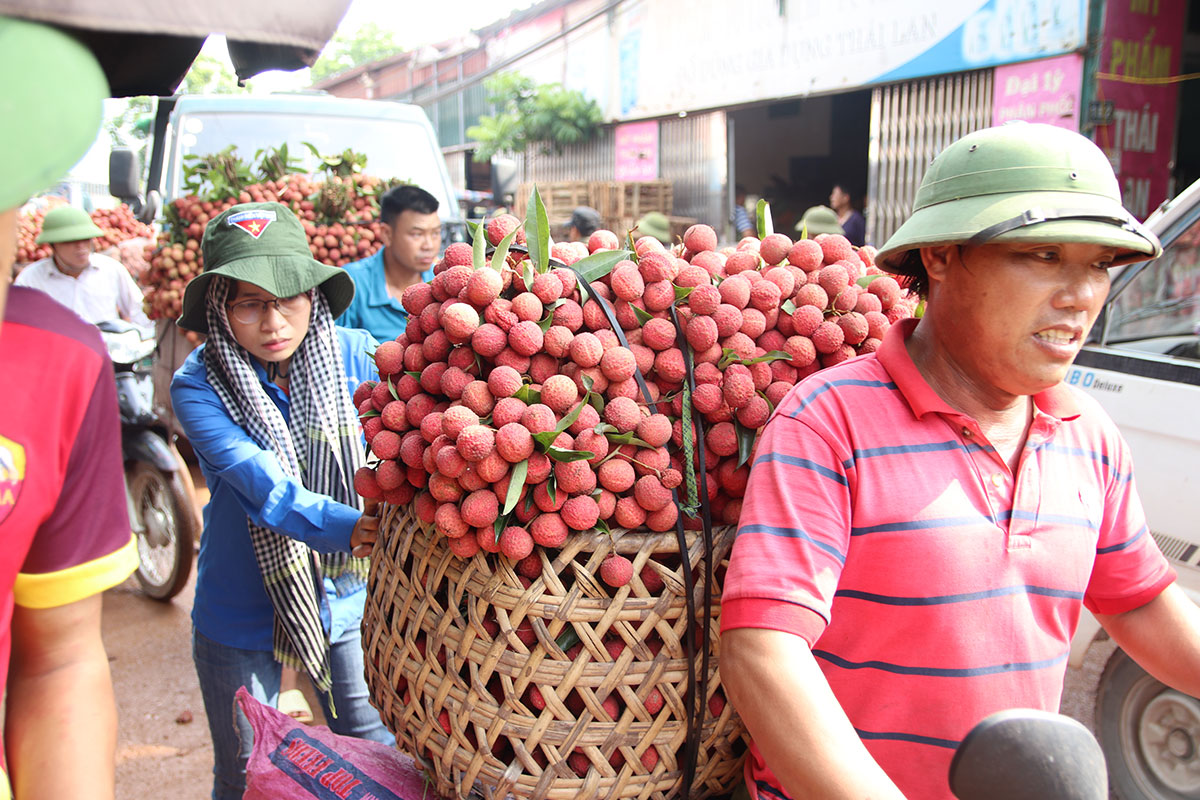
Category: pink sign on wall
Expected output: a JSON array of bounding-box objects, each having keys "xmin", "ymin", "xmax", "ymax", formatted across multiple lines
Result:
[
  {"xmin": 614, "ymin": 120, "xmax": 659, "ymax": 181},
  {"xmin": 1094, "ymin": 0, "xmax": 1186, "ymax": 219},
  {"xmin": 992, "ymin": 53, "xmax": 1083, "ymax": 131}
]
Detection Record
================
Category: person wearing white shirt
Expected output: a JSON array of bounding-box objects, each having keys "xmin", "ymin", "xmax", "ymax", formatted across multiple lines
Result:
[{"xmin": 15, "ymin": 206, "xmax": 150, "ymax": 327}]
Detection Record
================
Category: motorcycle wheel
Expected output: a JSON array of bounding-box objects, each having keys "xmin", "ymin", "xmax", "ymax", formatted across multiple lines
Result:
[
  {"xmin": 1098, "ymin": 648, "xmax": 1200, "ymax": 799},
  {"xmin": 127, "ymin": 460, "xmax": 196, "ymax": 601}
]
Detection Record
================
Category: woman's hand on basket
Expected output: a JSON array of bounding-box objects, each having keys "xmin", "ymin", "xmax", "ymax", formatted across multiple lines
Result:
[{"xmin": 350, "ymin": 499, "xmax": 380, "ymax": 558}]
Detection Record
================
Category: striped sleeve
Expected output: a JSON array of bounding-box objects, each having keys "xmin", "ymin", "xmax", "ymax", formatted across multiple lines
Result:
[
  {"xmin": 1084, "ymin": 436, "xmax": 1173, "ymax": 615},
  {"xmin": 722, "ymin": 410, "xmax": 852, "ymax": 645}
]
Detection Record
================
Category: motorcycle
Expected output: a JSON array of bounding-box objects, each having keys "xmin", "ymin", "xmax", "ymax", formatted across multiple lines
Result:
[
  {"xmin": 98, "ymin": 320, "xmax": 198, "ymax": 600},
  {"xmin": 951, "ymin": 708, "xmax": 1108, "ymax": 799}
]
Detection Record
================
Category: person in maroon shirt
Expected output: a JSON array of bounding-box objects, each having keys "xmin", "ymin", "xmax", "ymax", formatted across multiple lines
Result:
[{"xmin": 0, "ymin": 19, "xmax": 137, "ymax": 800}]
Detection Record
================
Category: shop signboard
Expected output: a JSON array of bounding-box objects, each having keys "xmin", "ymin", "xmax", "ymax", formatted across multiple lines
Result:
[
  {"xmin": 1092, "ymin": 0, "xmax": 1186, "ymax": 219},
  {"xmin": 614, "ymin": 120, "xmax": 659, "ymax": 181},
  {"xmin": 992, "ymin": 53, "xmax": 1084, "ymax": 130},
  {"xmin": 611, "ymin": 0, "xmax": 1087, "ymax": 120}
]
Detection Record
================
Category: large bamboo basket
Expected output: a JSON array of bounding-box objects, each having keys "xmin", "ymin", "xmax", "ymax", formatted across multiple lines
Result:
[{"xmin": 363, "ymin": 502, "xmax": 750, "ymax": 800}]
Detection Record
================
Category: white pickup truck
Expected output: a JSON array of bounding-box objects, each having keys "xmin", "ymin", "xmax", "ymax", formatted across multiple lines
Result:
[{"xmin": 1067, "ymin": 179, "xmax": 1200, "ymax": 799}]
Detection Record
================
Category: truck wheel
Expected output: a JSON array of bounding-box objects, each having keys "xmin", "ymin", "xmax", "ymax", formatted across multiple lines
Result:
[
  {"xmin": 128, "ymin": 460, "xmax": 196, "ymax": 601},
  {"xmin": 1098, "ymin": 649, "xmax": 1200, "ymax": 799}
]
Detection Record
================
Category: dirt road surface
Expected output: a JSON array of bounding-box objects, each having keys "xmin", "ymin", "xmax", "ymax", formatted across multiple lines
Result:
[{"xmin": 106, "ymin": 469, "xmax": 327, "ymax": 799}]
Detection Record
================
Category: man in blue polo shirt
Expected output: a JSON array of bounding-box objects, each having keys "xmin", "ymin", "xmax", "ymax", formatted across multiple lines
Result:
[{"xmin": 338, "ymin": 184, "xmax": 440, "ymax": 341}]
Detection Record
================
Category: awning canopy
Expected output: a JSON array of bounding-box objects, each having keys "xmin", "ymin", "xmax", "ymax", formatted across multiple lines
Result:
[{"xmin": 0, "ymin": 1, "xmax": 352, "ymax": 96}]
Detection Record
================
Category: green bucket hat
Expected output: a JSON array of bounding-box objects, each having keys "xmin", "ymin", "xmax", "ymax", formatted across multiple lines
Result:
[
  {"xmin": 36, "ymin": 206, "xmax": 104, "ymax": 244},
  {"xmin": 636, "ymin": 211, "xmax": 672, "ymax": 244},
  {"xmin": 177, "ymin": 202, "xmax": 355, "ymax": 334},
  {"xmin": 796, "ymin": 205, "xmax": 845, "ymax": 237},
  {"xmin": 0, "ymin": 19, "xmax": 108, "ymax": 213},
  {"xmin": 876, "ymin": 123, "xmax": 1161, "ymax": 276}
]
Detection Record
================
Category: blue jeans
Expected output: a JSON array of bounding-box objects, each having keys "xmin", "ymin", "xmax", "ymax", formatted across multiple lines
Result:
[{"xmin": 192, "ymin": 624, "xmax": 395, "ymax": 800}]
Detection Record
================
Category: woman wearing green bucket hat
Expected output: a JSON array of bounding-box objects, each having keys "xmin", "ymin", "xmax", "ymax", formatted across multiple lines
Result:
[{"xmin": 170, "ymin": 202, "xmax": 393, "ymax": 799}]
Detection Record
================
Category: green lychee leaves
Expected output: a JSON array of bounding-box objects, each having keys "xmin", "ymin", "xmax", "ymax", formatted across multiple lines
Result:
[
  {"xmin": 717, "ymin": 348, "xmax": 792, "ymax": 370},
  {"xmin": 781, "ymin": 299, "xmax": 797, "ymax": 315},
  {"xmin": 544, "ymin": 445, "xmax": 594, "ymax": 463},
  {"xmin": 503, "ymin": 460, "xmax": 529, "ymax": 515},
  {"xmin": 574, "ymin": 249, "xmax": 632, "ymax": 284},
  {"xmin": 471, "ymin": 219, "xmax": 488, "ymax": 269},
  {"xmin": 524, "ymin": 185, "xmax": 551, "ymax": 273},
  {"xmin": 488, "ymin": 226, "xmax": 518, "ymax": 272},
  {"xmin": 632, "ymin": 304, "xmax": 654, "ymax": 325},
  {"xmin": 856, "ymin": 274, "xmax": 884, "ymax": 288},
  {"xmin": 756, "ymin": 199, "xmax": 773, "ymax": 239},
  {"xmin": 735, "ymin": 420, "xmax": 756, "ymax": 468},
  {"xmin": 514, "ymin": 384, "xmax": 541, "ymax": 405}
]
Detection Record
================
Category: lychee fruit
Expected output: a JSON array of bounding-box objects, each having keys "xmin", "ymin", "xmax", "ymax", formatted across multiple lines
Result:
[
  {"xmin": 568, "ymin": 332, "xmax": 603, "ymax": 367},
  {"xmin": 508, "ymin": 320, "xmax": 544, "ymax": 357},
  {"xmin": 456, "ymin": 424, "xmax": 495, "ymax": 462},
  {"xmin": 496, "ymin": 422, "xmax": 535, "ymax": 463},
  {"xmin": 353, "ymin": 467, "xmax": 382, "ymax": 500},
  {"xmin": 759, "ymin": 233, "xmax": 793, "ymax": 266},
  {"xmin": 561, "ymin": 495, "xmax": 600, "ymax": 531},
  {"xmin": 811, "ymin": 321, "xmax": 845, "ymax": 355},
  {"xmin": 683, "ymin": 223, "xmax": 717, "ymax": 253},
  {"xmin": 485, "ymin": 214, "xmax": 524, "ymax": 246},
  {"xmin": 817, "ymin": 233, "xmax": 855, "ymax": 264},
  {"xmin": 499, "ymin": 526, "xmax": 534, "ymax": 561},
  {"xmin": 600, "ymin": 554, "xmax": 634, "ymax": 588},
  {"xmin": 603, "ymin": 396, "xmax": 642, "ymax": 433},
  {"xmin": 541, "ymin": 374, "xmax": 579, "ymax": 415},
  {"xmin": 530, "ymin": 512, "xmax": 568, "ymax": 547}
]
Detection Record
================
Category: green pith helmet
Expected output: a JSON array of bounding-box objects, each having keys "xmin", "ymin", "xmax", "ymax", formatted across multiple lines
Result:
[
  {"xmin": 0, "ymin": 19, "xmax": 108, "ymax": 213},
  {"xmin": 636, "ymin": 212, "xmax": 672, "ymax": 244},
  {"xmin": 177, "ymin": 202, "xmax": 355, "ymax": 334},
  {"xmin": 796, "ymin": 205, "xmax": 845, "ymax": 237},
  {"xmin": 36, "ymin": 206, "xmax": 104, "ymax": 244},
  {"xmin": 876, "ymin": 123, "xmax": 1162, "ymax": 275}
]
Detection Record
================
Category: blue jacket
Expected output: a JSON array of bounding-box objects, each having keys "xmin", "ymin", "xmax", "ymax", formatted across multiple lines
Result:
[
  {"xmin": 337, "ymin": 247, "xmax": 434, "ymax": 342},
  {"xmin": 171, "ymin": 327, "xmax": 378, "ymax": 651}
]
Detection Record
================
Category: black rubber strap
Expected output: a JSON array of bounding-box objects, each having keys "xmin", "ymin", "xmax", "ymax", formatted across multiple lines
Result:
[{"xmin": 966, "ymin": 206, "xmax": 1140, "ymax": 246}]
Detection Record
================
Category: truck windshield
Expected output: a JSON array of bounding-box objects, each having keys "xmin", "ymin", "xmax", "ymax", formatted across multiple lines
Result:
[{"xmin": 171, "ymin": 110, "xmax": 454, "ymax": 215}]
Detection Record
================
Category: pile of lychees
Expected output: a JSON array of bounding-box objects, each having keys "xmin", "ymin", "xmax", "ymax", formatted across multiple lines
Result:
[{"xmin": 353, "ymin": 208, "xmax": 917, "ymax": 590}]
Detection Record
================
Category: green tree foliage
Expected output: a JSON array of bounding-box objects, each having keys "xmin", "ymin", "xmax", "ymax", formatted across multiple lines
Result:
[
  {"xmin": 310, "ymin": 22, "xmax": 403, "ymax": 83},
  {"xmin": 467, "ymin": 72, "xmax": 604, "ymax": 162},
  {"xmin": 182, "ymin": 52, "xmax": 245, "ymax": 94}
]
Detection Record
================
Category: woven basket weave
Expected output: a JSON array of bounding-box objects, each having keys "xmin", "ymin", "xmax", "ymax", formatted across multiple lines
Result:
[{"xmin": 363, "ymin": 502, "xmax": 749, "ymax": 800}]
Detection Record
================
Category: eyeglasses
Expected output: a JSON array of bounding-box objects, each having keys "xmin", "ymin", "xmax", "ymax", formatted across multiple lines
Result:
[{"xmin": 226, "ymin": 293, "xmax": 311, "ymax": 325}]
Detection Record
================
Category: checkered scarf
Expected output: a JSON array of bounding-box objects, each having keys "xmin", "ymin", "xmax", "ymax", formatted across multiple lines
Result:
[{"xmin": 203, "ymin": 277, "xmax": 368, "ymax": 697}]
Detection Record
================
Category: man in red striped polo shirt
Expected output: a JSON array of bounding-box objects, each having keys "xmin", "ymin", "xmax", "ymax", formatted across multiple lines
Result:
[{"xmin": 721, "ymin": 124, "xmax": 1200, "ymax": 800}]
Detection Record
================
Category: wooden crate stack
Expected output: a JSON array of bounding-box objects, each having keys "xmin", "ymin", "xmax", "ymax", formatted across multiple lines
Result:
[
  {"xmin": 512, "ymin": 181, "xmax": 592, "ymax": 228},
  {"xmin": 509, "ymin": 180, "xmax": 685, "ymax": 241}
]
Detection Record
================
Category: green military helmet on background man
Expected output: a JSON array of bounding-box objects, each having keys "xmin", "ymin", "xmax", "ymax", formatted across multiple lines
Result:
[
  {"xmin": 36, "ymin": 206, "xmax": 104, "ymax": 244},
  {"xmin": 876, "ymin": 122, "xmax": 1161, "ymax": 279},
  {"xmin": 795, "ymin": 205, "xmax": 845, "ymax": 237}
]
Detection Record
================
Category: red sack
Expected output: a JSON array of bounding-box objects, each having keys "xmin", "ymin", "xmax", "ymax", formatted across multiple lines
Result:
[{"xmin": 237, "ymin": 686, "xmax": 435, "ymax": 800}]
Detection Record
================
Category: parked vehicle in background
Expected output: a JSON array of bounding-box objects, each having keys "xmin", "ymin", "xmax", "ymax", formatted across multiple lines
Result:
[
  {"xmin": 113, "ymin": 93, "xmax": 468, "ymax": 245},
  {"xmin": 1067, "ymin": 178, "xmax": 1200, "ymax": 800}
]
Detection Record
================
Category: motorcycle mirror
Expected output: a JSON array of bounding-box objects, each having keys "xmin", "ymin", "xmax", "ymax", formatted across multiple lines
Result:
[{"xmin": 949, "ymin": 709, "xmax": 1107, "ymax": 800}]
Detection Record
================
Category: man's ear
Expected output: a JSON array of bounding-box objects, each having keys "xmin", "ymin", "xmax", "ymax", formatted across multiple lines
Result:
[
  {"xmin": 378, "ymin": 223, "xmax": 393, "ymax": 250},
  {"xmin": 920, "ymin": 245, "xmax": 958, "ymax": 284}
]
